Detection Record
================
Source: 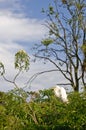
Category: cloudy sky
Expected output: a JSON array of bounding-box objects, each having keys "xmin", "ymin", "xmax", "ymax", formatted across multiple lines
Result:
[{"xmin": 0, "ymin": 0, "xmax": 69, "ymax": 92}]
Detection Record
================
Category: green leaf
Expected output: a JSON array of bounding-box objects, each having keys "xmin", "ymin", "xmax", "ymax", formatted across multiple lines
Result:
[
  {"xmin": 41, "ymin": 38, "xmax": 53, "ymax": 46},
  {"xmin": 15, "ymin": 50, "xmax": 30, "ymax": 71},
  {"xmin": 81, "ymin": 44, "xmax": 86, "ymax": 54},
  {"xmin": 49, "ymin": 6, "xmax": 54, "ymax": 15}
]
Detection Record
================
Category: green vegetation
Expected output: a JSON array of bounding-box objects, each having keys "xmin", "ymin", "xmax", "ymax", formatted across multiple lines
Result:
[
  {"xmin": 0, "ymin": 89, "xmax": 86, "ymax": 130},
  {"xmin": 0, "ymin": 0, "xmax": 86, "ymax": 129}
]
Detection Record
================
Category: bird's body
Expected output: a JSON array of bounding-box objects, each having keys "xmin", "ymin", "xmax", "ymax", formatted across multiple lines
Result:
[{"xmin": 53, "ymin": 85, "xmax": 68, "ymax": 103}]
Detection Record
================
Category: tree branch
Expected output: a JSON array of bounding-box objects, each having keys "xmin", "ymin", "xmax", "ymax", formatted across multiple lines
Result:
[
  {"xmin": 34, "ymin": 55, "xmax": 73, "ymax": 83},
  {"xmin": 25, "ymin": 69, "xmax": 59, "ymax": 88}
]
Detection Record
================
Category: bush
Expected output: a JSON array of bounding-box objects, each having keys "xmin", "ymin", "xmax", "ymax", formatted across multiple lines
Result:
[{"xmin": 0, "ymin": 90, "xmax": 86, "ymax": 130}]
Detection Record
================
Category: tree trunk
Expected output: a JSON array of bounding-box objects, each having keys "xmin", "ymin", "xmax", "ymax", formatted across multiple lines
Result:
[
  {"xmin": 74, "ymin": 67, "xmax": 79, "ymax": 92},
  {"xmin": 74, "ymin": 85, "xmax": 79, "ymax": 92}
]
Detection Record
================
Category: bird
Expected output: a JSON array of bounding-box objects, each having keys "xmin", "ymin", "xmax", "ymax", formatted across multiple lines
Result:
[{"xmin": 53, "ymin": 85, "xmax": 68, "ymax": 103}]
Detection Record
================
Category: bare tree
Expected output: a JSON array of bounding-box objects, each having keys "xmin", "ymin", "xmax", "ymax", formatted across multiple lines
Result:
[{"xmin": 33, "ymin": 0, "xmax": 86, "ymax": 91}]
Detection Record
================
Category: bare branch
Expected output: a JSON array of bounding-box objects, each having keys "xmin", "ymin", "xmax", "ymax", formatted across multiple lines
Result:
[
  {"xmin": 13, "ymin": 69, "xmax": 21, "ymax": 83},
  {"xmin": 2, "ymin": 69, "xmax": 22, "ymax": 89},
  {"xmin": 25, "ymin": 69, "xmax": 59, "ymax": 88},
  {"xmin": 3, "ymin": 75, "xmax": 19, "ymax": 89},
  {"xmin": 34, "ymin": 55, "xmax": 73, "ymax": 83}
]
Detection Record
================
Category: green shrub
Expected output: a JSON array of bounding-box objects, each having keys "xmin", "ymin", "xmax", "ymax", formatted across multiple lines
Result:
[{"xmin": 0, "ymin": 90, "xmax": 86, "ymax": 130}]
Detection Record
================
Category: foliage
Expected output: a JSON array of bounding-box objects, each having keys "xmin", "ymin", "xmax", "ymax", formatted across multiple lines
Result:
[
  {"xmin": 0, "ymin": 89, "xmax": 86, "ymax": 130},
  {"xmin": 33, "ymin": 0, "xmax": 86, "ymax": 91},
  {"xmin": 41, "ymin": 38, "xmax": 53, "ymax": 46},
  {"xmin": 81, "ymin": 44, "xmax": 86, "ymax": 55},
  {"xmin": 15, "ymin": 50, "xmax": 30, "ymax": 71},
  {"xmin": 81, "ymin": 44, "xmax": 86, "ymax": 71},
  {"xmin": 0, "ymin": 50, "xmax": 30, "ymax": 88}
]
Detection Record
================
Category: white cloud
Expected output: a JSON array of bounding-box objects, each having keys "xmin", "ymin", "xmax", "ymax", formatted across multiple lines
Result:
[
  {"xmin": 0, "ymin": 4, "xmax": 68, "ymax": 92},
  {"xmin": 0, "ymin": 8, "xmax": 48, "ymax": 92},
  {"xmin": 26, "ymin": 62, "xmax": 70, "ymax": 92},
  {"xmin": 0, "ymin": 42, "xmax": 24, "ymax": 91},
  {"xmin": 0, "ymin": 45, "xmax": 69, "ymax": 92},
  {"xmin": 0, "ymin": 52, "xmax": 58, "ymax": 92},
  {"xmin": 0, "ymin": 13, "xmax": 47, "ymax": 42},
  {"xmin": 0, "ymin": 42, "xmax": 27, "ymax": 83}
]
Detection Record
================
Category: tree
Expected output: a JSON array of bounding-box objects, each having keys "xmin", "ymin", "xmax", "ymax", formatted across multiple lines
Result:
[
  {"xmin": 0, "ymin": 50, "xmax": 30, "ymax": 89},
  {"xmin": 33, "ymin": 0, "xmax": 86, "ymax": 91}
]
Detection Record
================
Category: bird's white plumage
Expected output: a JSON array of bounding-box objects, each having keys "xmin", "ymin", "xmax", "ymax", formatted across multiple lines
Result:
[{"xmin": 53, "ymin": 85, "xmax": 68, "ymax": 103}]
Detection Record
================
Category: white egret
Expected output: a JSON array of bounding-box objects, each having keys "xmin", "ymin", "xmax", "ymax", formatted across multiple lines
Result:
[{"xmin": 53, "ymin": 85, "xmax": 68, "ymax": 103}]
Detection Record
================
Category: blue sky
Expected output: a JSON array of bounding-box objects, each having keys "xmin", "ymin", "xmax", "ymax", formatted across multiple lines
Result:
[
  {"xmin": 0, "ymin": 0, "xmax": 69, "ymax": 92},
  {"xmin": 0, "ymin": 0, "xmax": 52, "ymax": 18}
]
